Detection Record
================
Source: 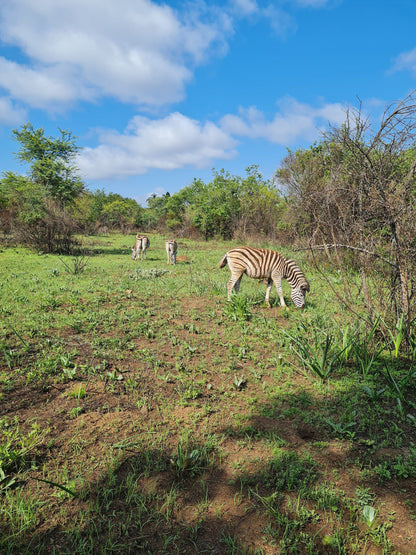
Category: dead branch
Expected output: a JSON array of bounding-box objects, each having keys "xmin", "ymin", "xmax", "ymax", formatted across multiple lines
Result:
[{"xmin": 295, "ymin": 243, "xmax": 397, "ymax": 269}]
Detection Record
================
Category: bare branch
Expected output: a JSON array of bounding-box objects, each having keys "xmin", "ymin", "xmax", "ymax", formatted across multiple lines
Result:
[{"xmin": 295, "ymin": 243, "xmax": 397, "ymax": 269}]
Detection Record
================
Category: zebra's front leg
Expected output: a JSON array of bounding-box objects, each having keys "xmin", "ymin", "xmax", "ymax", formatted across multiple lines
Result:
[{"xmin": 273, "ymin": 277, "xmax": 287, "ymax": 307}]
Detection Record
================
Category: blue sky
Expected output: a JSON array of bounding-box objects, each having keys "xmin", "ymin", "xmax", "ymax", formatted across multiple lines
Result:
[{"xmin": 0, "ymin": 0, "xmax": 416, "ymax": 206}]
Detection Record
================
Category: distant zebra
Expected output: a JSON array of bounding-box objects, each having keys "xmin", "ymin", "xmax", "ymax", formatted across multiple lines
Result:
[
  {"xmin": 132, "ymin": 235, "xmax": 150, "ymax": 260},
  {"xmin": 218, "ymin": 246, "xmax": 310, "ymax": 308},
  {"xmin": 165, "ymin": 239, "xmax": 178, "ymax": 264}
]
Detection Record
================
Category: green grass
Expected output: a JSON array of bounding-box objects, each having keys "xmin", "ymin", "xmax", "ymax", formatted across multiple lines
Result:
[{"xmin": 0, "ymin": 233, "xmax": 415, "ymax": 553}]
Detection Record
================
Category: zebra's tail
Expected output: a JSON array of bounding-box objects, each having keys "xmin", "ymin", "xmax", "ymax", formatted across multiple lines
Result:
[{"xmin": 218, "ymin": 253, "xmax": 228, "ymax": 269}]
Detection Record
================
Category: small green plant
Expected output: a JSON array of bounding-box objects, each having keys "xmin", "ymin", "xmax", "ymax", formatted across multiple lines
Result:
[
  {"xmin": 233, "ymin": 374, "xmax": 247, "ymax": 390},
  {"xmin": 324, "ymin": 414, "xmax": 356, "ymax": 439},
  {"xmin": 68, "ymin": 406, "xmax": 84, "ymax": 419},
  {"xmin": 353, "ymin": 318, "xmax": 384, "ymax": 377},
  {"xmin": 106, "ymin": 369, "xmax": 124, "ymax": 382},
  {"xmin": 63, "ymin": 366, "xmax": 77, "ymax": 380},
  {"xmin": 58, "ymin": 253, "xmax": 89, "ymax": 275},
  {"xmin": 223, "ymin": 294, "xmax": 253, "ymax": 321},
  {"xmin": 0, "ymin": 418, "xmax": 47, "ymax": 475},
  {"xmin": 130, "ymin": 267, "xmax": 169, "ymax": 280},
  {"xmin": 382, "ymin": 363, "xmax": 416, "ymax": 416},
  {"xmin": 363, "ymin": 384, "xmax": 386, "ymax": 402},
  {"xmin": 170, "ymin": 443, "xmax": 203, "ymax": 477},
  {"xmin": 384, "ymin": 314, "xmax": 406, "ymax": 358},
  {"xmin": 282, "ymin": 322, "xmax": 346, "ymax": 381},
  {"xmin": 60, "ymin": 354, "xmax": 77, "ymax": 379},
  {"xmin": 362, "ymin": 505, "xmax": 378, "ymax": 528},
  {"xmin": 68, "ymin": 384, "xmax": 87, "ymax": 399},
  {"xmin": 355, "ymin": 486, "xmax": 375, "ymax": 507},
  {"xmin": 260, "ymin": 451, "xmax": 318, "ymax": 492}
]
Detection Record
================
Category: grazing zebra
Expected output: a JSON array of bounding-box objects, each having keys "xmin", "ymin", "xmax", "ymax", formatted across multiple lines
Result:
[
  {"xmin": 165, "ymin": 239, "xmax": 178, "ymax": 264},
  {"xmin": 218, "ymin": 246, "xmax": 310, "ymax": 308},
  {"xmin": 132, "ymin": 235, "xmax": 150, "ymax": 260}
]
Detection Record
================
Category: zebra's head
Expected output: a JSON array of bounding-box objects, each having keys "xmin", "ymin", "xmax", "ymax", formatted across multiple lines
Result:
[
  {"xmin": 131, "ymin": 247, "xmax": 137, "ymax": 260},
  {"xmin": 291, "ymin": 281, "xmax": 310, "ymax": 309}
]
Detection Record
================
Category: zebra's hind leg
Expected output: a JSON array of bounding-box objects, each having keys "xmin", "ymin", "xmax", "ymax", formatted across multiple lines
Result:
[
  {"xmin": 227, "ymin": 275, "xmax": 242, "ymax": 300},
  {"xmin": 265, "ymin": 279, "xmax": 273, "ymax": 308}
]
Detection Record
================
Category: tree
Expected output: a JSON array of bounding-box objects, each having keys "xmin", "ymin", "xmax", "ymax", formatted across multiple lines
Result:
[
  {"xmin": 102, "ymin": 197, "xmax": 143, "ymax": 231},
  {"xmin": 277, "ymin": 92, "xmax": 416, "ymax": 330},
  {"xmin": 237, "ymin": 165, "xmax": 285, "ymax": 240},
  {"xmin": 1, "ymin": 123, "xmax": 84, "ymax": 252},
  {"xmin": 0, "ymin": 171, "xmax": 47, "ymax": 223},
  {"xmin": 12, "ymin": 122, "xmax": 84, "ymax": 205}
]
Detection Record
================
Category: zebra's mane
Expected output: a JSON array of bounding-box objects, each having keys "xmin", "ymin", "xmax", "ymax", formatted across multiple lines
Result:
[{"xmin": 284, "ymin": 258, "xmax": 309, "ymax": 287}]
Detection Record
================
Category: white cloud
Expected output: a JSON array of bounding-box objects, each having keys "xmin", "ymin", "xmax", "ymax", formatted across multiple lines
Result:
[
  {"xmin": 229, "ymin": 0, "xmax": 259, "ymax": 16},
  {"xmin": 77, "ymin": 112, "xmax": 237, "ymax": 180},
  {"xmin": 391, "ymin": 47, "xmax": 416, "ymax": 75},
  {"xmin": 0, "ymin": 0, "xmax": 228, "ymax": 108},
  {"xmin": 0, "ymin": 95, "xmax": 26, "ymax": 126},
  {"xmin": 0, "ymin": 57, "xmax": 94, "ymax": 110},
  {"xmin": 221, "ymin": 97, "xmax": 346, "ymax": 144},
  {"xmin": 262, "ymin": 6, "xmax": 296, "ymax": 37},
  {"xmin": 77, "ymin": 98, "xmax": 347, "ymax": 181},
  {"xmin": 0, "ymin": 0, "xmax": 334, "ymax": 111}
]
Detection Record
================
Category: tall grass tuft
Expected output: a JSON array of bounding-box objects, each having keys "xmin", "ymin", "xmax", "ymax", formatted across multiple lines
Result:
[
  {"xmin": 282, "ymin": 321, "xmax": 347, "ymax": 381},
  {"xmin": 223, "ymin": 294, "xmax": 253, "ymax": 321}
]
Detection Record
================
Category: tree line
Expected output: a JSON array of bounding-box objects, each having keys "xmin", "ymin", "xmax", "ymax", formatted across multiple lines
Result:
[{"xmin": 2, "ymin": 92, "xmax": 416, "ymax": 329}]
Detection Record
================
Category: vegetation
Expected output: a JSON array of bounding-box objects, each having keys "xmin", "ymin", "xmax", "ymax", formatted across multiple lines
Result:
[{"xmin": 0, "ymin": 235, "xmax": 416, "ymax": 553}]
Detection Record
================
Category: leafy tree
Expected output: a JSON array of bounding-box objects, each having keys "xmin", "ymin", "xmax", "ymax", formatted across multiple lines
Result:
[
  {"xmin": 11, "ymin": 123, "xmax": 84, "ymax": 205},
  {"xmin": 238, "ymin": 165, "xmax": 284, "ymax": 239},
  {"xmin": 182, "ymin": 172, "xmax": 240, "ymax": 240},
  {"xmin": 1, "ymin": 123, "xmax": 84, "ymax": 251},
  {"xmin": 144, "ymin": 193, "xmax": 170, "ymax": 229},
  {"xmin": 102, "ymin": 197, "xmax": 142, "ymax": 230},
  {"xmin": 0, "ymin": 172, "xmax": 46, "ymax": 223},
  {"xmin": 141, "ymin": 167, "xmax": 284, "ymax": 240}
]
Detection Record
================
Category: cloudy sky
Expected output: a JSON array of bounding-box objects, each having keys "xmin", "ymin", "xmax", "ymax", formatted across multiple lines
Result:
[{"xmin": 0, "ymin": 0, "xmax": 415, "ymax": 205}]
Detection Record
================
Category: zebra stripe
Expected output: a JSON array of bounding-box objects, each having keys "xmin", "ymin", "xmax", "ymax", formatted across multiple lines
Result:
[
  {"xmin": 132, "ymin": 235, "xmax": 150, "ymax": 260},
  {"xmin": 218, "ymin": 246, "xmax": 309, "ymax": 308},
  {"xmin": 166, "ymin": 239, "xmax": 178, "ymax": 264}
]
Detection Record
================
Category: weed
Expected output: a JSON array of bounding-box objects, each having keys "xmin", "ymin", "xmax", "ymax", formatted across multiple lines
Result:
[
  {"xmin": 355, "ymin": 486, "xmax": 375, "ymax": 507},
  {"xmin": 384, "ymin": 314, "xmax": 406, "ymax": 358},
  {"xmin": 223, "ymin": 294, "xmax": 253, "ymax": 321},
  {"xmin": 130, "ymin": 267, "xmax": 169, "ymax": 280},
  {"xmin": 353, "ymin": 318, "xmax": 384, "ymax": 378},
  {"xmin": 170, "ymin": 440, "xmax": 215, "ymax": 478},
  {"xmin": 381, "ymin": 363, "xmax": 416, "ymax": 416},
  {"xmin": 58, "ymin": 253, "xmax": 90, "ymax": 274},
  {"xmin": 282, "ymin": 321, "xmax": 346, "ymax": 381},
  {"xmin": 0, "ymin": 418, "xmax": 48, "ymax": 475},
  {"xmin": 233, "ymin": 374, "xmax": 247, "ymax": 390},
  {"xmin": 69, "ymin": 406, "xmax": 84, "ymax": 419},
  {"xmin": 257, "ymin": 451, "xmax": 318, "ymax": 493},
  {"xmin": 324, "ymin": 414, "xmax": 356, "ymax": 439},
  {"xmin": 68, "ymin": 383, "xmax": 87, "ymax": 399}
]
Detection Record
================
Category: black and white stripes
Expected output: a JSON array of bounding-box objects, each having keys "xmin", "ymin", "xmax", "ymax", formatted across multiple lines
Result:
[{"xmin": 218, "ymin": 246, "xmax": 309, "ymax": 308}]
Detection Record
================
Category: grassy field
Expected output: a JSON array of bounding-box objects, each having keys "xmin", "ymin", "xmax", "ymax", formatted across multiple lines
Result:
[{"xmin": 1, "ymin": 233, "xmax": 416, "ymax": 554}]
